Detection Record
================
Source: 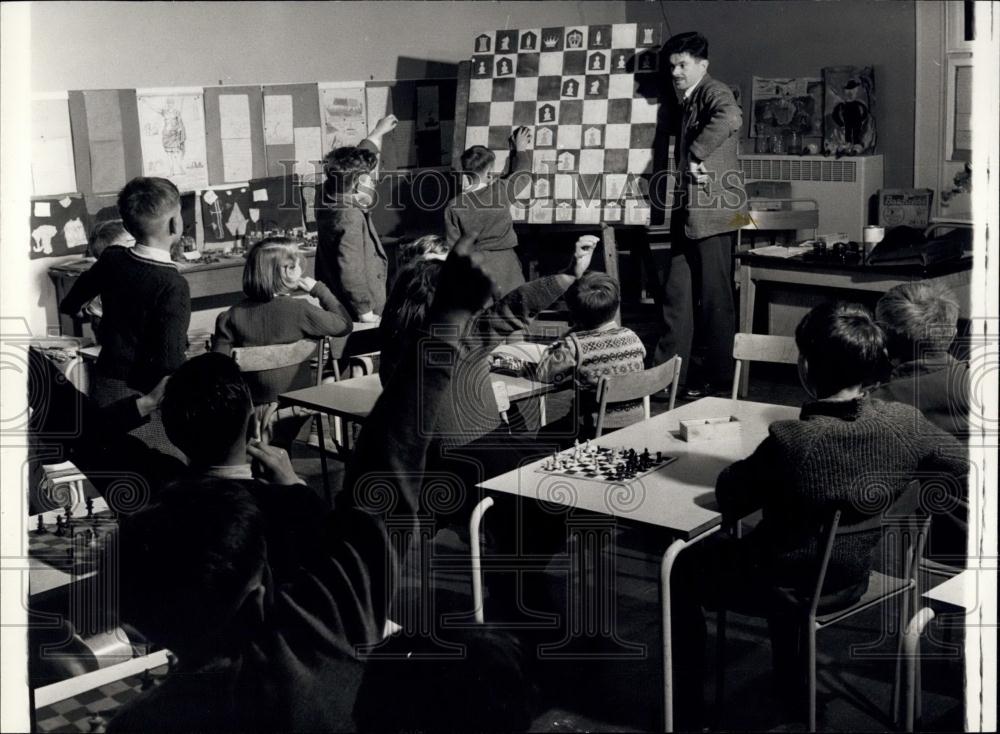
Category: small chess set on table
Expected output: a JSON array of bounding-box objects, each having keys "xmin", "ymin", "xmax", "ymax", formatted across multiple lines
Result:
[
  {"xmin": 35, "ymin": 657, "xmax": 175, "ymax": 733},
  {"xmin": 30, "ymin": 499, "xmax": 117, "ymax": 576},
  {"xmin": 536, "ymin": 440, "xmax": 676, "ymax": 482}
]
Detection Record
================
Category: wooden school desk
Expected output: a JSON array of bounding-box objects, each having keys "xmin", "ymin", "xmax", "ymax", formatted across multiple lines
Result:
[{"xmin": 474, "ymin": 396, "xmax": 799, "ymax": 731}]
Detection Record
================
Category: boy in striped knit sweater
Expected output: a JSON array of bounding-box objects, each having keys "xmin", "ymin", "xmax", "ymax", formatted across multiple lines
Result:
[{"xmin": 537, "ymin": 272, "xmax": 646, "ymax": 440}]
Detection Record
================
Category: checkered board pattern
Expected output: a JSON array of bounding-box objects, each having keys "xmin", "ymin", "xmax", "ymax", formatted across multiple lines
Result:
[
  {"xmin": 29, "ymin": 512, "xmax": 117, "ymax": 575},
  {"xmin": 467, "ymin": 23, "xmax": 662, "ymax": 225},
  {"xmin": 35, "ymin": 664, "xmax": 169, "ymax": 732}
]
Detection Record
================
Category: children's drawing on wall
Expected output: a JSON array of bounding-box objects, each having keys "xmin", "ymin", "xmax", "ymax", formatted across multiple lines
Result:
[
  {"xmin": 319, "ymin": 83, "xmax": 368, "ymax": 154},
  {"xmin": 823, "ymin": 66, "xmax": 876, "ymax": 155},
  {"xmin": 28, "ymin": 195, "xmax": 91, "ymax": 259},
  {"xmin": 136, "ymin": 89, "xmax": 209, "ymax": 190},
  {"xmin": 750, "ymin": 77, "xmax": 822, "ymax": 140}
]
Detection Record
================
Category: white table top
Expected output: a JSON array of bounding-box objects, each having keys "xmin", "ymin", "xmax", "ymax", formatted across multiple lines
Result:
[
  {"xmin": 479, "ymin": 397, "xmax": 799, "ymax": 539},
  {"xmin": 280, "ymin": 372, "xmax": 557, "ymax": 421},
  {"xmin": 923, "ymin": 569, "xmax": 976, "ymax": 610}
]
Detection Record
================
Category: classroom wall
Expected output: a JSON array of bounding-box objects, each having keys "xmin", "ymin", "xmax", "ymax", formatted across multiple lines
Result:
[
  {"xmin": 22, "ymin": 1, "xmax": 626, "ymax": 336},
  {"xmin": 624, "ymin": 0, "xmax": 917, "ymax": 189}
]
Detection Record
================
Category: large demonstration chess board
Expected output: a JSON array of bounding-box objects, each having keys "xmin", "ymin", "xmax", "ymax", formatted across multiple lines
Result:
[{"xmin": 466, "ymin": 23, "xmax": 664, "ymax": 225}]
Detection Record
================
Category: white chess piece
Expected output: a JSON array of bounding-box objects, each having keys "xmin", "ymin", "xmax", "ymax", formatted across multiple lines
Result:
[
  {"xmin": 477, "ymin": 61, "xmax": 486, "ymax": 75},
  {"xmin": 643, "ymin": 28, "xmax": 653, "ymax": 44},
  {"xmin": 616, "ymin": 54, "xmax": 626, "ymax": 70},
  {"xmin": 591, "ymin": 54, "xmax": 603, "ymax": 70},
  {"xmin": 594, "ymin": 30, "xmax": 602, "ymax": 45},
  {"xmin": 542, "ymin": 107, "xmax": 553, "ymax": 122},
  {"xmin": 589, "ymin": 79, "xmax": 600, "ymax": 94},
  {"xmin": 500, "ymin": 36, "xmax": 510, "ymax": 51}
]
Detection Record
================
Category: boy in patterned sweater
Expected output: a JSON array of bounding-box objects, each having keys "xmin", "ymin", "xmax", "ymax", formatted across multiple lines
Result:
[{"xmin": 537, "ymin": 272, "xmax": 646, "ymax": 439}]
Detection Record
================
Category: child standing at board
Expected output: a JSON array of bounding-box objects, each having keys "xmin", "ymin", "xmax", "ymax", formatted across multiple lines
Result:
[
  {"xmin": 59, "ymin": 177, "xmax": 190, "ymax": 455},
  {"xmin": 445, "ymin": 127, "xmax": 532, "ymax": 296},
  {"xmin": 315, "ymin": 115, "xmax": 398, "ymax": 324}
]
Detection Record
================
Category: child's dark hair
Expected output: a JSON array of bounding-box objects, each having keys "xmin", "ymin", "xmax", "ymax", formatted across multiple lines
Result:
[
  {"xmin": 380, "ymin": 259, "xmax": 443, "ymax": 343},
  {"xmin": 353, "ymin": 626, "xmax": 534, "ymax": 733},
  {"xmin": 461, "ymin": 145, "xmax": 496, "ymax": 178},
  {"xmin": 322, "ymin": 145, "xmax": 378, "ymax": 196},
  {"xmin": 116, "ymin": 479, "xmax": 265, "ymax": 655},
  {"xmin": 161, "ymin": 353, "xmax": 253, "ymax": 466},
  {"xmin": 88, "ymin": 219, "xmax": 133, "ymax": 259},
  {"xmin": 398, "ymin": 234, "xmax": 451, "ymax": 264},
  {"xmin": 664, "ymin": 31, "xmax": 709, "ymax": 60},
  {"xmin": 565, "ymin": 272, "xmax": 620, "ymax": 330},
  {"xmin": 795, "ymin": 301, "xmax": 886, "ymax": 396},
  {"xmin": 117, "ymin": 177, "xmax": 180, "ymax": 239}
]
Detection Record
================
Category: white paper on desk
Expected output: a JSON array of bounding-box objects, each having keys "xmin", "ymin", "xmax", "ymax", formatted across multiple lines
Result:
[
  {"xmin": 222, "ymin": 137, "xmax": 254, "ymax": 183},
  {"xmin": 293, "ymin": 126, "xmax": 322, "ymax": 179},
  {"xmin": 750, "ymin": 245, "xmax": 813, "ymax": 258},
  {"xmin": 33, "ymin": 201, "xmax": 52, "ymax": 217},
  {"xmin": 264, "ymin": 94, "xmax": 294, "ymax": 145},
  {"xmin": 219, "ymin": 94, "xmax": 251, "ymax": 139}
]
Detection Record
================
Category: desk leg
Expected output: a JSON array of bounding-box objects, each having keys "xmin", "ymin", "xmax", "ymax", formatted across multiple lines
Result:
[
  {"xmin": 902, "ymin": 607, "xmax": 935, "ymax": 732},
  {"xmin": 538, "ymin": 395, "xmax": 547, "ymax": 427},
  {"xmin": 470, "ymin": 497, "xmax": 495, "ymax": 624},
  {"xmin": 737, "ymin": 264, "xmax": 756, "ymax": 397},
  {"xmin": 661, "ymin": 527, "xmax": 719, "ymax": 732}
]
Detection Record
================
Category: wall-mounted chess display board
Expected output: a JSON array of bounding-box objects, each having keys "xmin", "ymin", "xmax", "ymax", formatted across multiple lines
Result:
[{"xmin": 466, "ymin": 23, "xmax": 663, "ymax": 225}]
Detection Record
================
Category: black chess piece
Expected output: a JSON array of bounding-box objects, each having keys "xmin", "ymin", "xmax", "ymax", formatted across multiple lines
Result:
[
  {"xmin": 140, "ymin": 669, "xmax": 155, "ymax": 690},
  {"xmin": 35, "ymin": 515, "xmax": 47, "ymax": 534},
  {"xmin": 86, "ymin": 712, "xmax": 108, "ymax": 733},
  {"xmin": 656, "ymin": 451, "xmax": 662, "ymax": 461},
  {"xmin": 55, "ymin": 515, "xmax": 65, "ymax": 537},
  {"xmin": 85, "ymin": 497, "xmax": 94, "ymax": 518}
]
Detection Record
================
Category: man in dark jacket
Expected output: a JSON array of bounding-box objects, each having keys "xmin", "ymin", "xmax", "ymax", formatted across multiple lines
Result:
[{"xmin": 654, "ymin": 32, "xmax": 747, "ymax": 397}]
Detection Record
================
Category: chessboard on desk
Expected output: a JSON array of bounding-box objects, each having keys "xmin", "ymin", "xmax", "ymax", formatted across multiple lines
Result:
[
  {"xmin": 466, "ymin": 22, "xmax": 665, "ymax": 226},
  {"xmin": 537, "ymin": 440, "xmax": 676, "ymax": 483}
]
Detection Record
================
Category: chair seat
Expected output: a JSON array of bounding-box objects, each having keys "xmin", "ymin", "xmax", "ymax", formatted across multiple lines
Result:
[{"xmin": 815, "ymin": 571, "xmax": 912, "ymax": 627}]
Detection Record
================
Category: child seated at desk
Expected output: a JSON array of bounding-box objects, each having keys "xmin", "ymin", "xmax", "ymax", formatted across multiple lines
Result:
[
  {"xmin": 444, "ymin": 128, "xmax": 532, "ymax": 296},
  {"xmin": 669, "ymin": 301, "xmax": 969, "ymax": 729},
  {"xmin": 315, "ymin": 115, "xmax": 398, "ymax": 324},
  {"xmin": 536, "ymin": 272, "xmax": 646, "ymax": 441},
  {"xmin": 212, "ymin": 237, "xmax": 352, "ymax": 444}
]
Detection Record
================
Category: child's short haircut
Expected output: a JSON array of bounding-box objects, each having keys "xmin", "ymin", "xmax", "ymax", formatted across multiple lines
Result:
[
  {"xmin": 243, "ymin": 237, "xmax": 302, "ymax": 302},
  {"xmin": 161, "ymin": 353, "xmax": 253, "ymax": 466},
  {"xmin": 876, "ymin": 281, "xmax": 960, "ymax": 358},
  {"xmin": 398, "ymin": 234, "xmax": 451, "ymax": 264},
  {"xmin": 664, "ymin": 31, "xmax": 709, "ymax": 60},
  {"xmin": 117, "ymin": 479, "xmax": 265, "ymax": 654},
  {"xmin": 565, "ymin": 272, "xmax": 620, "ymax": 330},
  {"xmin": 117, "ymin": 177, "xmax": 180, "ymax": 239},
  {"xmin": 322, "ymin": 145, "xmax": 378, "ymax": 196},
  {"xmin": 380, "ymin": 259, "xmax": 443, "ymax": 343},
  {"xmin": 795, "ymin": 301, "xmax": 885, "ymax": 394},
  {"xmin": 88, "ymin": 219, "xmax": 134, "ymax": 259},
  {"xmin": 460, "ymin": 145, "xmax": 496, "ymax": 178}
]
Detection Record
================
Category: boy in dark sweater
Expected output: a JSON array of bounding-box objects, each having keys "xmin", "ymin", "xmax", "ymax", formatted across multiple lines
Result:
[
  {"xmin": 669, "ymin": 301, "xmax": 968, "ymax": 729},
  {"xmin": 104, "ymin": 237, "xmax": 498, "ymax": 732},
  {"xmin": 444, "ymin": 128, "xmax": 532, "ymax": 296},
  {"xmin": 60, "ymin": 178, "xmax": 190, "ymax": 402},
  {"xmin": 315, "ymin": 115, "xmax": 398, "ymax": 323}
]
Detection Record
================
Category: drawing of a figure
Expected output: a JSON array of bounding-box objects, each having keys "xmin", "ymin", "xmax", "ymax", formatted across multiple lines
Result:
[{"xmin": 143, "ymin": 97, "xmax": 187, "ymax": 175}]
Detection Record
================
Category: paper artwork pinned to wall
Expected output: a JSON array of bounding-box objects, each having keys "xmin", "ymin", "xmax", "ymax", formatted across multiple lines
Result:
[{"xmin": 136, "ymin": 88, "xmax": 209, "ymax": 190}]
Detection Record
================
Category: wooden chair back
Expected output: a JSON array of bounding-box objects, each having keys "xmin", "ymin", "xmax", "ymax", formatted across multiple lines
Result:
[
  {"xmin": 595, "ymin": 356, "xmax": 681, "ymax": 437},
  {"xmin": 731, "ymin": 333, "xmax": 799, "ymax": 400}
]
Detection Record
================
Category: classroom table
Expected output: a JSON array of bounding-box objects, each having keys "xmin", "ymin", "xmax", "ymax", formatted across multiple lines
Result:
[
  {"xmin": 278, "ymin": 371, "xmax": 558, "ymax": 426},
  {"xmin": 474, "ymin": 395, "xmax": 799, "ymax": 731}
]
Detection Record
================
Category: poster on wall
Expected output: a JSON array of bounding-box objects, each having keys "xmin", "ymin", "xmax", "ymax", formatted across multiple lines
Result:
[
  {"xmin": 318, "ymin": 82, "xmax": 368, "ymax": 155},
  {"xmin": 822, "ymin": 66, "xmax": 876, "ymax": 155},
  {"xmin": 29, "ymin": 195, "xmax": 91, "ymax": 260},
  {"xmin": 750, "ymin": 77, "xmax": 823, "ymax": 138},
  {"xmin": 136, "ymin": 87, "xmax": 209, "ymax": 190},
  {"xmin": 31, "ymin": 93, "xmax": 78, "ymax": 196}
]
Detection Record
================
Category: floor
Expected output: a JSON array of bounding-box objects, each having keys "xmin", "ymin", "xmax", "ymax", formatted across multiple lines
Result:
[{"xmin": 288, "ymin": 304, "xmax": 966, "ymax": 733}]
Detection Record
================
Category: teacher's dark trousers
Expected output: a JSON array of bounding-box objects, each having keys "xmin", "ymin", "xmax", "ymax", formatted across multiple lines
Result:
[{"xmin": 653, "ymin": 231, "xmax": 736, "ymax": 387}]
